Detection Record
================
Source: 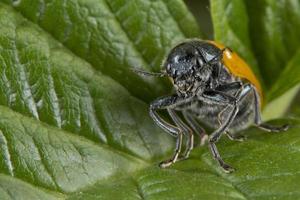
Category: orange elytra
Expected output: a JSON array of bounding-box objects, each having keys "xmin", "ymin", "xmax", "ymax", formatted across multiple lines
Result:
[{"xmin": 207, "ymin": 40, "xmax": 263, "ymax": 104}]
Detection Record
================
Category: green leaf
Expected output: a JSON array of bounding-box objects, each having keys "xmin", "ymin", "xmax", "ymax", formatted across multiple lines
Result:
[
  {"xmin": 247, "ymin": 1, "xmax": 300, "ymax": 109},
  {"xmin": 210, "ymin": 0, "xmax": 300, "ymax": 117},
  {"xmin": 0, "ymin": 2, "xmax": 178, "ymax": 196},
  {"xmin": 68, "ymin": 119, "xmax": 300, "ymax": 200},
  {"xmin": 0, "ymin": 0, "xmax": 299, "ymax": 199},
  {"xmin": 245, "ymin": 0, "xmax": 300, "ymax": 88},
  {"xmin": 0, "ymin": 3, "xmax": 174, "ymax": 161},
  {"xmin": 210, "ymin": 0, "xmax": 262, "ymax": 85},
  {"xmin": 0, "ymin": 174, "xmax": 64, "ymax": 200},
  {"xmin": 263, "ymin": 48, "xmax": 300, "ymax": 120},
  {"xmin": 268, "ymin": 50, "xmax": 300, "ymax": 102},
  {"xmin": 0, "ymin": 105, "xmax": 145, "ymax": 193},
  {"xmin": 2, "ymin": 0, "xmax": 203, "ymax": 101},
  {"xmin": 262, "ymin": 84, "xmax": 300, "ymax": 121},
  {"xmin": 288, "ymin": 93, "xmax": 300, "ymax": 118},
  {"xmin": 211, "ymin": 0, "xmax": 300, "ymax": 90}
]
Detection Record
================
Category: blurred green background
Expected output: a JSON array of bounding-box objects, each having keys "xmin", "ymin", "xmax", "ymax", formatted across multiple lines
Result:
[{"xmin": 185, "ymin": 0, "xmax": 213, "ymax": 38}]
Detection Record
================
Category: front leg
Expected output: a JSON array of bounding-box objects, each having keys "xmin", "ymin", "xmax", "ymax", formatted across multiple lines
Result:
[
  {"xmin": 168, "ymin": 109, "xmax": 194, "ymax": 161},
  {"xmin": 149, "ymin": 94, "xmax": 192, "ymax": 168}
]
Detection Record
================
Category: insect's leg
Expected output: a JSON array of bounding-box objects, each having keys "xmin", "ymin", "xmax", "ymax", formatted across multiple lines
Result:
[
  {"xmin": 132, "ymin": 67, "xmax": 167, "ymax": 77},
  {"xmin": 149, "ymin": 95, "xmax": 189, "ymax": 168},
  {"xmin": 204, "ymin": 85, "xmax": 253, "ymax": 172},
  {"xmin": 209, "ymin": 104, "xmax": 238, "ymax": 173},
  {"xmin": 150, "ymin": 109, "xmax": 182, "ymax": 168},
  {"xmin": 183, "ymin": 111, "xmax": 208, "ymax": 146},
  {"xmin": 251, "ymin": 85, "xmax": 289, "ymax": 132},
  {"xmin": 159, "ymin": 132, "xmax": 183, "ymax": 168},
  {"xmin": 225, "ymin": 132, "xmax": 246, "ymax": 142},
  {"xmin": 218, "ymin": 106, "xmax": 245, "ymax": 142},
  {"xmin": 215, "ymin": 81, "xmax": 242, "ymax": 92},
  {"xmin": 167, "ymin": 109, "xmax": 194, "ymax": 160}
]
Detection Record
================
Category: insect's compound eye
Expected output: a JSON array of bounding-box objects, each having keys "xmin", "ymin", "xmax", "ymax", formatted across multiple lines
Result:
[{"xmin": 180, "ymin": 53, "xmax": 195, "ymax": 64}]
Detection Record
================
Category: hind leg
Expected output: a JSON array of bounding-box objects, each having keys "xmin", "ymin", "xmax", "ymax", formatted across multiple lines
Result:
[
  {"xmin": 218, "ymin": 106, "xmax": 245, "ymax": 142},
  {"xmin": 252, "ymin": 86, "xmax": 289, "ymax": 132}
]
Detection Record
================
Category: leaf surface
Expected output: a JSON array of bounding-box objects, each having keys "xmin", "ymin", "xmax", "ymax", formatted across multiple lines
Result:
[
  {"xmin": 0, "ymin": 1, "xmax": 299, "ymax": 200},
  {"xmin": 245, "ymin": 0, "xmax": 300, "ymax": 87},
  {"xmin": 2, "ymin": 0, "xmax": 203, "ymax": 101},
  {"xmin": 210, "ymin": 0, "xmax": 261, "ymax": 84},
  {"xmin": 68, "ymin": 119, "xmax": 300, "ymax": 200}
]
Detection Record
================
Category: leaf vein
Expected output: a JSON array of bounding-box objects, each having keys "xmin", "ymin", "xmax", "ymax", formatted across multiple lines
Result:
[
  {"xmin": 28, "ymin": 127, "xmax": 60, "ymax": 191},
  {"xmin": 12, "ymin": 39, "xmax": 40, "ymax": 120},
  {"xmin": 0, "ymin": 130, "xmax": 14, "ymax": 177}
]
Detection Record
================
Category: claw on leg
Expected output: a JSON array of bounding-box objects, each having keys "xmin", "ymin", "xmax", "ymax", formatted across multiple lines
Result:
[
  {"xmin": 159, "ymin": 133, "xmax": 183, "ymax": 168},
  {"xmin": 225, "ymin": 132, "xmax": 246, "ymax": 142},
  {"xmin": 218, "ymin": 159, "xmax": 235, "ymax": 173},
  {"xmin": 257, "ymin": 123, "xmax": 289, "ymax": 132},
  {"xmin": 209, "ymin": 142, "xmax": 235, "ymax": 173},
  {"xmin": 159, "ymin": 158, "xmax": 178, "ymax": 168},
  {"xmin": 159, "ymin": 152, "xmax": 179, "ymax": 168}
]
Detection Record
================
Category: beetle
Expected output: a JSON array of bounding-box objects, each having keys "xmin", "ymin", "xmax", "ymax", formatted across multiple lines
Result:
[{"xmin": 133, "ymin": 39, "xmax": 289, "ymax": 173}]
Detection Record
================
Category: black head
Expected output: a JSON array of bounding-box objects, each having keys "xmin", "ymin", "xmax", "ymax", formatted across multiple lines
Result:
[
  {"xmin": 164, "ymin": 40, "xmax": 220, "ymax": 95},
  {"xmin": 133, "ymin": 40, "xmax": 222, "ymax": 95},
  {"xmin": 164, "ymin": 42, "xmax": 199, "ymax": 94}
]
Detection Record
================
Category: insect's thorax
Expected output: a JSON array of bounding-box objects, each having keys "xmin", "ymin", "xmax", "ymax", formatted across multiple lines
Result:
[{"xmin": 175, "ymin": 64, "xmax": 255, "ymax": 133}]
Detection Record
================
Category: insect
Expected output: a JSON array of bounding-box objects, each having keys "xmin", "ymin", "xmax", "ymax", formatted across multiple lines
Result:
[{"xmin": 133, "ymin": 39, "xmax": 289, "ymax": 173}]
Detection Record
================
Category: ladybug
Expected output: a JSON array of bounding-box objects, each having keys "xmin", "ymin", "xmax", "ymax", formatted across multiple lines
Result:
[{"xmin": 134, "ymin": 39, "xmax": 288, "ymax": 173}]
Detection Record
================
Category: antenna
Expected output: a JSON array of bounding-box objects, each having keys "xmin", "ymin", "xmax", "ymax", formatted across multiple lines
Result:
[{"xmin": 131, "ymin": 68, "xmax": 167, "ymax": 77}]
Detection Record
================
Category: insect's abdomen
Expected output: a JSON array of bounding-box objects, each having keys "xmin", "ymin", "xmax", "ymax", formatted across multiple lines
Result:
[{"xmin": 189, "ymin": 92, "xmax": 255, "ymax": 133}]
